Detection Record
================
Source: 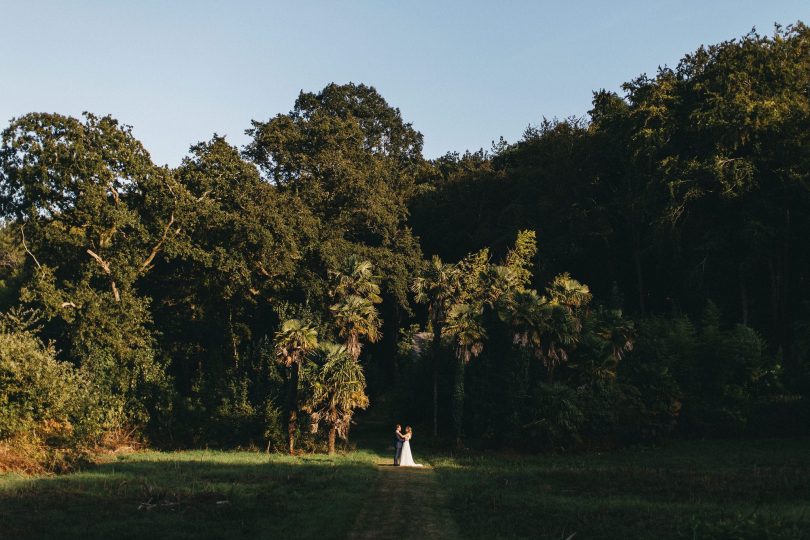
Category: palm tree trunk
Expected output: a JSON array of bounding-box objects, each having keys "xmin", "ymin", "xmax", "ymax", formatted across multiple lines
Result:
[
  {"xmin": 287, "ymin": 362, "xmax": 300, "ymax": 455},
  {"xmin": 739, "ymin": 262, "xmax": 748, "ymax": 326},
  {"xmin": 431, "ymin": 323, "xmax": 442, "ymax": 438},
  {"xmin": 452, "ymin": 352, "xmax": 466, "ymax": 446},
  {"xmin": 328, "ymin": 406, "xmax": 337, "ymax": 454},
  {"xmin": 348, "ymin": 333, "xmax": 361, "ymax": 362},
  {"xmin": 633, "ymin": 246, "xmax": 645, "ymax": 316}
]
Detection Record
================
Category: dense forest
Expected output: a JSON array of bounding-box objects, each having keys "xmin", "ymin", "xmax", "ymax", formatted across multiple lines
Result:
[{"xmin": 1, "ymin": 24, "xmax": 808, "ymax": 468}]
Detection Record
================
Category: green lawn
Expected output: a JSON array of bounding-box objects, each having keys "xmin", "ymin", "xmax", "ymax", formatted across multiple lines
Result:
[
  {"xmin": 433, "ymin": 438, "xmax": 810, "ymax": 539},
  {"xmin": 1, "ymin": 438, "xmax": 809, "ymax": 539},
  {"xmin": 0, "ymin": 450, "xmax": 379, "ymax": 540}
]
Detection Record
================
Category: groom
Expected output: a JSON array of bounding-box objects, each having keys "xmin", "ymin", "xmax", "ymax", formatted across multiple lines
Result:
[{"xmin": 393, "ymin": 424, "xmax": 405, "ymax": 465}]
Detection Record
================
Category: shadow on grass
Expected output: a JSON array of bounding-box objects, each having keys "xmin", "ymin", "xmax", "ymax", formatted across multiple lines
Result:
[
  {"xmin": 0, "ymin": 451, "xmax": 378, "ymax": 540},
  {"xmin": 433, "ymin": 438, "xmax": 810, "ymax": 540}
]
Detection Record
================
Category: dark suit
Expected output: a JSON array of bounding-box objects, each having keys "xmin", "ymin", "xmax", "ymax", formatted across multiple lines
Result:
[{"xmin": 394, "ymin": 430, "xmax": 404, "ymax": 465}]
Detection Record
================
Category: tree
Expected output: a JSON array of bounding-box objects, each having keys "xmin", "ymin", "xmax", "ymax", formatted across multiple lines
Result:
[
  {"xmin": 330, "ymin": 295, "xmax": 381, "ymax": 361},
  {"xmin": 442, "ymin": 302, "xmax": 486, "ymax": 444},
  {"xmin": 329, "ymin": 257, "xmax": 382, "ymax": 361},
  {"xmin": 145, "ymin": 136, "xmax": 309, "ymax": 431},
  {"xmin": 435, "ymin": 231, "xmax": 538, "ymax": 443},
  {"xmin": 303, "ymin": 342, "xmax": 369, "ymax": 454},
  {"xmin": 0, "ymin": 112, "xmax": 179, "ymax": 427},
  {"xmin": 498, "ymin": 290, "xmax": 547, "ymax": 350},
  {"xmin": 330, "ymin": 256, "xmax": 383, "ymax": 304},
  {"xmin": 274, "ymin": 319, "xmax": 319, "ymax": 455},
  {"xmin": 541, "ymin": 273, "xmax": 592, "ymax": 382},
  {"xmin": 412, "ymin": 255, "xmax": 457, "ymax": 436},
  {"xmin": 246, "ymin": 84, "xmax": 425, "ymax": 380},
  {"xmin": 576, "ymin": 307, "xmax": 636, "ymax": 386}
]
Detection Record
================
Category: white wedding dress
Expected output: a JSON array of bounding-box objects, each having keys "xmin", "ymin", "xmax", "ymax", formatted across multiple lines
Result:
[{"xmin": 398, "ymin": 438, "xmax": 423, "ymax": 467}]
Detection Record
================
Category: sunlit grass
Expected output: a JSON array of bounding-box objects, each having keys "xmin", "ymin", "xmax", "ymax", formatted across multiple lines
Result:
[
  {"xmin": 0, "ymin": 449, "xmax": 379, "ymax": 540},
  {"xmin": 2, "ymin": 439, "xmax": 809, "ymax": 539}
]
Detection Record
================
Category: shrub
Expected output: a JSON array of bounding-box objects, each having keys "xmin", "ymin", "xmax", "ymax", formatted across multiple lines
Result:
[
  {"xmin": 0, "ymin": 330, "xmax": 104, "ymax": 471},
  {"xmin": 617, "ymin": 355, "xmax": 682, "ymax": 444},
  {"xmin": 577, "ymin": 380, "xmax": 622, "ymax": 447},
  {"xmin": 262, "ymin": 401, "xmax": 286, "ymax": 452},
  {"xmin": 626, "ymin": 309, "xmax": 780, "ymax": 438},
  {"xmin": 523, "ymin": 382, "xmax": 584, "ymax": 451}
]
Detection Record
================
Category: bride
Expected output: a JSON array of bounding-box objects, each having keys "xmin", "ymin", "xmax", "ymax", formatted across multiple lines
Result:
[{"xmin": 398, "ymin": 426, "xmax": 423, "ymax": 467}]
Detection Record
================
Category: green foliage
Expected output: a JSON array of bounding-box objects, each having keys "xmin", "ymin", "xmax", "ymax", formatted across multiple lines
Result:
[
  {"xmin": 246, "ymin": 83, "xmax": 425, "ymax": 310},
  {"xmin": 273, "ymin": 318, "xmax": 319, "ymax": 454},
  {"xmin": 627, "ymin": 305, "xmax": 781, "ymax": 436},
  {"xmin": 501, "ymin": 229, "xmax": 537, "ymax": 292},
  {"xmin": 274, "ymin": 319, "xmax": 319, "ymax": 368},
  {"xmin": 0, "ymin": 323, "xmax": 105, "ymax": 470},
  {"xmin": 1, "ymin": 112, "xmax": 175, "ymax": 430},
  {"xmin": 524, "ymin": 382, "xmax": 584, "ymax": 451},
  {"xmin": 328, "ymin": 256, "xmax": 383, "ymax": 362},
  {"xmin": 2, "ymin": 23, "xmax": 809, "ymax": 455},
  {"xmin": 411, "ymin": 23, "xmax": 810, "ymax": 367},
  {"xmin": 442, "ymin": 303, "xmax": 486, "ymax": 363},
  {"xmin": 0, "ymin": 225, "xmax": 23, "ymax": 309},
  {"xmin": 302, "ymin": 342, "xmax": 369, "ymax": 453}
]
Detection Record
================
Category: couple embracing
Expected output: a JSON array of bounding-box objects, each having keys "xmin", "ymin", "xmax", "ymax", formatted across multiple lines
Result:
[{"xmin": 393, "ymin": 424, "xmax": 422, "ymax": 467}]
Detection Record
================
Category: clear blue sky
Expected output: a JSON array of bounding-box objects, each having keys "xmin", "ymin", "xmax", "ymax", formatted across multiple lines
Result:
[{"xmin": 1, "ymin": 1, "xmax": 806, "ymax": 166}]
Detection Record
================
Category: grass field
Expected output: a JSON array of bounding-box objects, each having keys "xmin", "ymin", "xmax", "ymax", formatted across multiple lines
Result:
[
  {"xmin": 1, "ymin": 437, "xmax": 809, "ymax": 539},
  {"xmin": 434, "ymin": 438, "xmax": 810, "ymax": 539},
  {"xmin": 0, "ymin": 450, "xmax": 378, "ymax": 540}
]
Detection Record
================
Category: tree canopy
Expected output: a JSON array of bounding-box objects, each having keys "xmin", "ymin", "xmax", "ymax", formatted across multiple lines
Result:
[{"xmin": 1, "ymin": 24, "xmax": 808, "ymax": 459}]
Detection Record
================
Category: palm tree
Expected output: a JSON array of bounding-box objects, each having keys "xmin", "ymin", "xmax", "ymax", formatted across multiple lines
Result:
[
  {"xmin": 329, "ymin": 256, "xmax": 383, "ymax": 304},
  {"xmin": 583, "ymin": 307, "xmax": 635, "ymax": 383},
  {"xmin": 412, "ymin": 255, "xmax": 457, "ymax": 436},
  {"xmin": 303, "ymin": 342, "xmax": 369, "ymax": 454},
  {"xmin": 330, "ymin": 295, "xmax": 381, "ymax": 360},
  {"xmin": 274, "ymin": 319, "xmax": 318, "ymax": 455},
  {"xmin": 547, "ymin": 273, "xmax": 593, "ymax": 311},
  {"xmin": 540, "ymin": 303, "xmax": 581, "ymax": 383},
  {"xmin": 442, "ymin": 302, "xmax": 486, "ymax": 444},
  {"xmin": 497, "ymin": 289, "xmax": 549, "ymax": 350},
  {"xmin": 540, "ymin": 273, "xmax": 593, "ymax": 382},
  {"xmin": 329, "ymin": 257, "xmax": 382, "ymax": 361},
  {"xmin": 596, "ymin": 308, "xmax": 635, "ymax": 364}
]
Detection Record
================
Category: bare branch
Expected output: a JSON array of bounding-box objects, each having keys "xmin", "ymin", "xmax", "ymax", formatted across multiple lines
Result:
[
  {"xmin": 108, "ymin": 182, "xmax": 120, "ymax": 205},
  {"xmin": 86, "ymin": 249, "xmax": 120, "ymax": 302},
  {"xmin": 140, "ymin": 212, "xmax": 175, "ymax": 272},
  {"xmin": 20, "ymin": 226, "xmax": 41, "ymax": 269},
  {"xmin": 61, "ymin": 301, "xmax": 78, "ymax": 309},
  {"xmin": 86, "ymin": 249, "xmax": 112, "ymax": 274},
  {"xmin": 257, "ymin": 262, "xmax": 272, "ymax": 277}
]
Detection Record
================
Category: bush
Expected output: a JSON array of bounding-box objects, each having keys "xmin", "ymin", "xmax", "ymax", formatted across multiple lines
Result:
[
  {"xmin": 0, "ymin": 330, "xmax": 104, "ymax": 471},
  {"xmin": 747, "ymin": 395, "xmax": 810, "ymax": 437},
  {"xmin": 684, "ymin": 318, "xmax": 777, "ymax": 435},
  {"xmin": 262, "ymin": 400, "xmax": 286, "ymax": 452},
  {"xmin": 523, "ymin": 382, "xmax": 584, "ymax": 451},
  {"xmin": 617, "ymin": 358, "xmax": 682, "ymax": 444},
  {"xmin": 626, "ymin": 308, "xmax": 779, "ymax": 438},
  {"xmin": 577, "ymin": 381, "xmax": 622, "ymax": 447}
]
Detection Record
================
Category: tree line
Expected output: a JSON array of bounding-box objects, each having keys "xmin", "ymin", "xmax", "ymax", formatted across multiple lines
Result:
[{"xmin": 0, "ymin": 23, "xmax": 808, "ymax": 467}]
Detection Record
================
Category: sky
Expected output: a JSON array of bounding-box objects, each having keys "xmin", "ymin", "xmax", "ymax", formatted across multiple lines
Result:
[{"xmin": 0, "ymin": 1, "xmax": 807, "ymax": 167}]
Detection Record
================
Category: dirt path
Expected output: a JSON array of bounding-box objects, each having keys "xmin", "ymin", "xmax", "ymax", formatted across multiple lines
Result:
[{"xmin": 348, "ymin": 461, "xmax": 461, "ymax": 540}]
